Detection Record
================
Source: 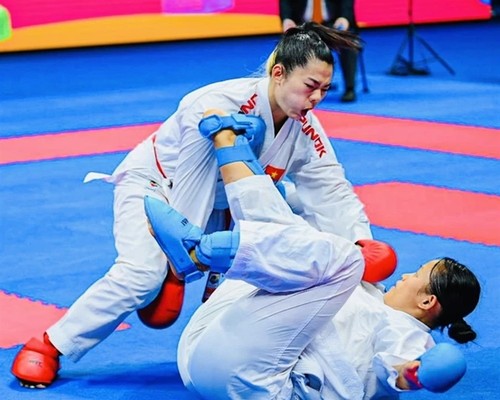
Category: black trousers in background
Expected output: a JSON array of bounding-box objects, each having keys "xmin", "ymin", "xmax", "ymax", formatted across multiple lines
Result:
[{"xmin": 339, "ymin": 47, "xmax": 357, "ymax": 91}]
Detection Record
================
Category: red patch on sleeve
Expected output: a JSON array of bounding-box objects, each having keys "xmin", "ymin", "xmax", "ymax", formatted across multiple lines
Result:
[{"xmin": 265, "ymin": 165, "xmax": 285, "ymax": 182}]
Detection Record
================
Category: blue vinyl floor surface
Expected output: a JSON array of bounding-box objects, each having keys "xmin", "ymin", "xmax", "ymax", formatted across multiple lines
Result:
[{"xmin": 0, "ymin": 19, "xmax": 499, "ymax": 400}]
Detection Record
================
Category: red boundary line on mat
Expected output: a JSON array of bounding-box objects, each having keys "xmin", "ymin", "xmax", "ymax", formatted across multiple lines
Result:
[
  {"xmin": 316, "ymin": 110, "xmax": 500, "ymax": 159},
  {"xmin": 356, "ymin": 182, "xmax": 500, "ymax": 247},
  {"xmin": 0, "ymin": 291, "xmax": 130, "ymax": 349},
  {"xmin": 1, "ymin": 112, "xmax": 499, "ymax": 165},
  {"xmin": 0, "ymin": 123, "xmax": 160, "ymax": 165}
]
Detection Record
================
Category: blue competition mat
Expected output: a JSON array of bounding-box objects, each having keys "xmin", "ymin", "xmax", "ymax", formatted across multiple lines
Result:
[{"xmin": 1, "ymin": 20, "xmax": 499, "ymax": 400}]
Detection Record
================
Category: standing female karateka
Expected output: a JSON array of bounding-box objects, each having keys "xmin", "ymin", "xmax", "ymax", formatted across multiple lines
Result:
[{"xmin": 12, "ymin": 22, "xmax": 372, "ymax": 388}]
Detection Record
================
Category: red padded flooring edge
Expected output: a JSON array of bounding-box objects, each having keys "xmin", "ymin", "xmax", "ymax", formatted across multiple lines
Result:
[
  {"xmin": 0, "ymin": 124, "xmax": 160, "ymax": 165},
  {"xmin": 316, "ymin": 110, "xmax": 500, "ymax": 159},
  {"xmin": 1, "ymin": 112, "xmax": 499, "ymax": 165},
  {"xmin": 356, "ymin": 182, "xmax": 500, "ymax": 246},
  {"xmin": 0, "ymin": 291, "xmax": 130, "ymax": 349}
]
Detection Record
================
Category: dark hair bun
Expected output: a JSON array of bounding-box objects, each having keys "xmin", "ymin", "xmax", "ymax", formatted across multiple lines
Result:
[{"xmin": 448, "ymin": 320, "xmax": 476, "ymax": 344}]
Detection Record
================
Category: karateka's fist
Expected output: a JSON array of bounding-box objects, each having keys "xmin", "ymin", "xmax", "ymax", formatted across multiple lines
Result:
[
  {"xmin": 402, "ymin": 343, "xmax": 467, "ymax": 393},
  {"xmin": 356, "ymin": 239, "xmax": 397, "ymax": 283}
]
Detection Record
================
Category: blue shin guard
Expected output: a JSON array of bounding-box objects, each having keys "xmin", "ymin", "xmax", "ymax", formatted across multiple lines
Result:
[
  {"xmin": 195, "ymin": 231, "xmax": 240, "ymax": 274},
  {"xmin": 199, "ymin": 113, "xmax": 287, "ymax": 197},
  {"xmin": 144, "ymin": 196, "xmax": 204, "ymax": 282},
  {"xmin": 216, "ymin": 135, "xmax": 265, "ymax": 175},
  {"xmin": 199, "ymin": 113, "xmax": 265, "ymax": 157},
  {"xmin": 216, "ymin": 136, "xmax": 287, "ymax": 199}
]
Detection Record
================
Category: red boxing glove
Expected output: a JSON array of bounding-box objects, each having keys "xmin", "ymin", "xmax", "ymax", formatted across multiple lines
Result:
[
  {"xmin": 356, "ymin": 239, "xmax": 397, "ymax": 283},
  {"xmin": 137, "ymin": 268, "xmax": 185, "ymax": 329}
]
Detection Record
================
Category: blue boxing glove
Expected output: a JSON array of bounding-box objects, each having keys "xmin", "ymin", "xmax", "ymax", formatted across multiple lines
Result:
[{"xmin": 405, "ymin": 343, "xmax": 467, "ymax": 393}]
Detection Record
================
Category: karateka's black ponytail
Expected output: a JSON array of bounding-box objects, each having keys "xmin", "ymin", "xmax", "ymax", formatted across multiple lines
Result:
[{"xmin": 266, "ymin": 21, "xmax": 361, "ymax": 75}]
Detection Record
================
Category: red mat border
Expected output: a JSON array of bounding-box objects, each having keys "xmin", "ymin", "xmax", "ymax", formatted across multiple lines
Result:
[
  {"xmin": 316, "ymin": 110, "xmax": 500, "ymax": 159},
  {"xmin": 1, "ymin": 112, "xmax": 499, "ymax": 165},
  {"xmin": 356, "ymin": 182, "xmax": 500, "ymax": 247}
]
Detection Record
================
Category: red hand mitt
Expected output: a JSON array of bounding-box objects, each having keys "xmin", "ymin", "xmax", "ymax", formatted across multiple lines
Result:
[{"xmin": 356, "ymin": 239, "xmax": 397, "ymax": 283}]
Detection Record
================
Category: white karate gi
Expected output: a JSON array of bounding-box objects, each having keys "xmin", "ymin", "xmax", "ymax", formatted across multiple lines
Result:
[
  {"xmin": 47, "ymin": 77, "xmax": 371, "ymax": 362},
  {"xmin": 298, "ymin": 282, "xmax": 435, "ymax": 399},
  {"xmin": 178, "ymin": 176, "xmax": 435, "ymax": 400}
]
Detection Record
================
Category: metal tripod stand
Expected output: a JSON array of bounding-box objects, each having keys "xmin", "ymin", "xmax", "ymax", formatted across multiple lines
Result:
[{"xmin": 388, "ymin": 0, "xmax": 455, "ymax": 76}]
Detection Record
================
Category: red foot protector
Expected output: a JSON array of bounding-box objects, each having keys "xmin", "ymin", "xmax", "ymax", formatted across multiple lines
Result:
[
  {"xmin": 137, "ymin": 268, "xmax": 185, "ymax": 329},
  {"xmin": 357, "ymin": 239, "xmax": 397, "ymax": 283},
  {"xmin": 11, "ymin": 334, "xmax": 60, "ymax": 386}
]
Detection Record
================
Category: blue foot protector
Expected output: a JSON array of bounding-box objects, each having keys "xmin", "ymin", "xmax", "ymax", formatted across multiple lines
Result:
[
  {"xmin": 195, "ymin": 231, "xmax": 240, "ymax": 273},
  {"xmin": 144, "ymin": 196, "xmax": 204, "ymax": 282}
]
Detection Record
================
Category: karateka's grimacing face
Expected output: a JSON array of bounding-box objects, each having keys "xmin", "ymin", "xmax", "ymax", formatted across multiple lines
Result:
[
  {"xmin": 272, "ymin": 58, "xmax": 332, "ymax": 121},
  {"xmin": 383, "ymin": 260, "xmax": 438, "ymax": 316}
]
